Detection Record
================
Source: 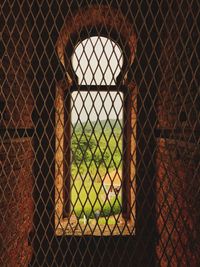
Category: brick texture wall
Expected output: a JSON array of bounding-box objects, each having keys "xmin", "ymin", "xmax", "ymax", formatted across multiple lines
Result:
[
  {"xmin": 1, "ymin": 9, "xmax": 33, "ymax": 128},
  {"xmin": 1, "ymin": 2, "xmax": 34, "ymax": 266},
  {"xmin": 156, "ymin": 139, "xmax": 200, "ymax": 266},
  {"xmin": 0, "ymin": 138, "xmax": 33, "ymax": 266},
  {"xmin": 156, "ymin": 2, "xmax": 200, "ymax": 266}
]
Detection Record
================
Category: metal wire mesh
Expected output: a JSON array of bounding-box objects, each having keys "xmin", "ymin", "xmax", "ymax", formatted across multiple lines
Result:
[
  {"xmin": 1, "ymin": 1, "xmax": 199, "ymax": 267},
  {"xmin": 55, "ymin": 87, "xmax": 135, "ymax": 236}
]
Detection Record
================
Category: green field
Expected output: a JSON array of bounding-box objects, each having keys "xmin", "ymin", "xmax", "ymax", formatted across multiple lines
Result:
[
  {"xmin": 71, "ymin": 119, "xmax": 122, "ymax": 220},
  {"xmin": 71, "ymin": 177, "xmax": 121, "ymax": 219}
]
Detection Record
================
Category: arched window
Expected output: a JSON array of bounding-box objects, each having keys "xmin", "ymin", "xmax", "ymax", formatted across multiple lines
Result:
[{"xmin": 55, "ymin": 7, "xmax": 137, "ymax": 236}]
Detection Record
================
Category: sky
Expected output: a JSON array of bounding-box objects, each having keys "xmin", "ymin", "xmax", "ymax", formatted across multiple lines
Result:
[
  {"xmin": 71, "ymin": 36, "xmax": 123, "ymax": 123},
  {"xmin": 71, "ymin": 91, "xmax": 123, "ymax": 124}
]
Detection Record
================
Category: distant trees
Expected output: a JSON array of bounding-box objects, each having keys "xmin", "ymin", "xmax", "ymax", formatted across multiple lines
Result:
[{"xmin": 71, "ymin": 122, "xmax": 122, "ymax": 178}]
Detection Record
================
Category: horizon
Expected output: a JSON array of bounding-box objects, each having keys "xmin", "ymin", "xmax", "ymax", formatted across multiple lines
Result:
[
  {"xmin": 71, "ymin": 91, "xmax": 123, "ymax": 124},
  {"xmin": 72, "ymin": 117, "xmax": 123, "ymax": 125}
]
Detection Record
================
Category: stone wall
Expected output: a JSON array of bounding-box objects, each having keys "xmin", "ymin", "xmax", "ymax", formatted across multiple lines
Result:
[
  {"xmin": 156, "ymin": 2, "xmax": 200, "ymax": 266},
  {"xmin": 1, "ymin": 3, "xmax": 34, "ymax": 129},
  {"xmin": 0, "ymin": 2, "xmax": 34, "ymax": 266},
  {"xmin": 156, "ymin": 139, "xmax": 200, "ymax": 266},
  {"xmin": 0, "ymin": 138, "xmax": 33, "ymax": 267}
]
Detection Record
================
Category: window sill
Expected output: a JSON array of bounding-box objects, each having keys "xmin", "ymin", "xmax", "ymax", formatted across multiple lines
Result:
[{"xmin": 55, "ymin": 213, "xmax": 135, "ymax": 236}]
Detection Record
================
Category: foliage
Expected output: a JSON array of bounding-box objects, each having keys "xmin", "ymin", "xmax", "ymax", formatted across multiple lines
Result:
[
  {"xmin": 71, "ymin": 119, "xmax": 122, "ymax": 177},
  {"xmin": 71, "ymin": 177, "xmax": 122, "ymax": 219},
  {"xmin": 70, "ymin": 119, "xmax": 123, "ymax": 220}
]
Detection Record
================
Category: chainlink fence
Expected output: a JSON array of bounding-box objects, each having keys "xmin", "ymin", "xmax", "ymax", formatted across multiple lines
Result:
[{"xmin": 1, "ymin": 1, "xmax": 199, "ymax": 266}]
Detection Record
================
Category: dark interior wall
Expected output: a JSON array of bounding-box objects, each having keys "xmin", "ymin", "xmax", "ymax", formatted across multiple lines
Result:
[
  {"xmin": 1, "ymin": 3, "xmax": 33, "ymax": 128},
  {"xmin": 0, "ymin": 2, "xmax": 34, "ymax": 266},
  {"xmin": 156, "ymin": 139, "xmax": 200, "ymax": 266},
  {"xmin": 156, "ymin": 1, "xmax": 200, "ymax": 266}
]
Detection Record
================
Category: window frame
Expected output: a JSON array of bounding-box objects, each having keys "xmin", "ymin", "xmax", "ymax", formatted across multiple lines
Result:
[{"xmin": 62, "ymin": 84, "xmax": 132, "ymax": 221}]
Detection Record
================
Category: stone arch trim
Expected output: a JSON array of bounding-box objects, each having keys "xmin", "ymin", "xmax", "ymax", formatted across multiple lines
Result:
[{"xmin": 56, "ymin": 5, "xmax": 137, "ymax": 83}]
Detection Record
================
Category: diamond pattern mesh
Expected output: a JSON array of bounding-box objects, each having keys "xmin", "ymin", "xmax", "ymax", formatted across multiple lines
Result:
[
  {"xmin": 55, "ymin": 87, "xmax": 135, "ymax": 236},
  {"xmin": 1, "ymin": 1, "xmax": 199, "ymax": 267}
]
